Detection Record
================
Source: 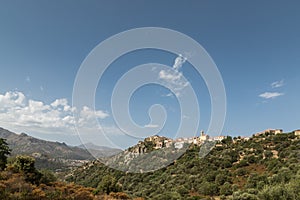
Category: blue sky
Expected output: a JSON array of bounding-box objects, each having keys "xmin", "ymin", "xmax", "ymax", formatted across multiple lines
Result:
[{"xmin": 0, "ymin": 1, "xmax": 300, "ymax": 148}]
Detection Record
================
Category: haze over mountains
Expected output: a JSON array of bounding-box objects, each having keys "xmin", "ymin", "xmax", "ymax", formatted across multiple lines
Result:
[
  {"xmin": 77, "ymin": 142, "xmax": 122, "ymax": 158},
  {"xmin": 0, "ymin": 127, "xmax": 121, "ymax": 170}
]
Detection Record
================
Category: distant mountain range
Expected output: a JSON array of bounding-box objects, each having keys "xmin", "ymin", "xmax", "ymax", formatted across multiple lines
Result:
[
  {"xmin": 0, "ymin": 127, "xmax": 92, "ymax": 159},
  {"xmin": 0, "ymin": 127, "xmax": 121, "ymax": 170},
  {"xmin": 77, "ymin": 142, "xmax": 122, "ymax": 158}
]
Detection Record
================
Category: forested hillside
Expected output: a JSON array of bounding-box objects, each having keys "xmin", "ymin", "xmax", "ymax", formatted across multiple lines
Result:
[
  {"xmin": 0, "ymin": 138, "xmax": 135, "ymax": 200},
  {"xmin": 67, "ymin": 132, "xmax": 300, "ymax": 200}
]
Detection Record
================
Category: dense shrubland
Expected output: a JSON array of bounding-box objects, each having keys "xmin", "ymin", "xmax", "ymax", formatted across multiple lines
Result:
[
  {"xmin": 0, "ymin": 138, "xmax": 135, "ymax": 200},
  {"xmin": 68, "ymin": 132, "xmax": 300, "ymax": 199}
]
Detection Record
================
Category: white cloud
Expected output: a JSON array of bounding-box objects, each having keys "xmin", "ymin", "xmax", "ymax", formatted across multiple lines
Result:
[
  {"xmin": 158, "ymin": 69, "xmax": 189, "ymax": 96},
  {"xmin": 259, "ymin": 92, "xmax": 284, "ymax": 99},
  {"xmin": 159, "ymin": 70, "xmax": 182, "ymax": 82},
  {"xmin": 158, "ymin": 55, "xmax": 189, "ymax": 97},
  {"xmin": 0, "ymin": 91, "xmax": 26, "ymax": 109},
  {"xmin": 0, "ymin": 91, "xmax": 109, "ymax": 135},
  {"xmin": 271, "ymin": 80, "xmax": 284, "ymax": 88},
  {"xmin": 51, "ymin": 98, "xmax": 68, "ymax": 107},
  {"xmin": 173, "ymin": 54, "xmax": 187, "ymax": 70},
  {"xmin": 144, "ymin": 124, "xmax": 159, "ymax": 128},
  {"xmin": 162, "ymin": 93, "xmax": 173, "ymax": 97},
  {"xmin": 78, "ymin": 106, "xmax": 109, "ymax": 126}
]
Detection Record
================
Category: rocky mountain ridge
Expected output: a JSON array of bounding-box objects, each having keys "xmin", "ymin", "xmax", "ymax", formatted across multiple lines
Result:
[{"xmin": 0, "ymin": 127, "xmax": 120, "ymax": 171}]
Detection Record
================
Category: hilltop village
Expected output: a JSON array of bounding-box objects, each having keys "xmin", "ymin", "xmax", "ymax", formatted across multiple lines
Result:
[
  {"xmin": 144, "ymin": 131, "xmax": 226, "ymax": 150},
  {"xmin": 129, "ymin": 128, "xmax": 300, "ymax": 154},
  {"xmin": 69, "ymin": 127, "xmax": 300, "ymax": 199}
]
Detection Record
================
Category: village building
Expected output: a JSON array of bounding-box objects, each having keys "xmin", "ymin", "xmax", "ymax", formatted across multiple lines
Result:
[
  {"xmin": 294, "ymin": 130, "xmax": 300, "ymax": 136},
  {"xmin": 153, "ymin": 141, "xmax": 163, "ymax": 149},
  {"xmin": 242, "ymin": 137, "xmax": 250, "ymax": 141},
  {"xmin": 199, "ymin": 130, "xmax": 209, "ymax": 141},
  {"xmin": 213, "ymin": 136, "xmax": 226, "ymax": 142},
  {"xmin": 164, "ymin": 139, "xmax": 173, "ymax": 148},
  {"xmin": 268, "ymin": 129, "xmax": 283, "ymax": 135},
  {"xmin": 174, "ymin": 141, "xmax": 184, "ymax": 149},
  {"xmin": 255, "ymin": 129, "xmax": 283, "ymax": 136}
]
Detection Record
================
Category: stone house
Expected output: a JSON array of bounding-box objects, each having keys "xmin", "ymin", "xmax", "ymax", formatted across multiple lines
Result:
[{"xmin": 294, "ymin": 130, "xmax": 300, "ymax": 136}]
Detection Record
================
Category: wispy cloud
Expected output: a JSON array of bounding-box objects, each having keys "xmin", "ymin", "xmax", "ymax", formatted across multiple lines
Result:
[
  {"xmin": 159, "ymin": 70, "xmax": 182, "ymax": 82},
  {"xmin": 0, "ymin": 91, "xmax": 109, "ymax": 135},
  {"xmin": 259, "ymin": 92, "xmax": 284, "ymax": 99},
  {"xmin": 26, "ymin": 76, "xmax": 31, "ymax": 83},
  {"xmin": 183, "ymin": 115, "xmax": 189, "ymax": 119},
  {"xmin": 158, "ymin": 54, "xmax": 189, "ymax": 96},
  {"xmin": 271, "ymin": 80, "xmax": 284, "ymax": 88},
  {"xmin": 162, "ymin": 92, "xmax": 173, "ymax": 97},
  {"xmin": 259, "ymin": 80, "xmax": 285, "ymax": 101},
  {"xmin": 173, "ymin": 54, "xmax": 187, "ymax": 70},
  {"xmin": 144, "ymin": 124, "xmax": 159, "ymax": 128}
]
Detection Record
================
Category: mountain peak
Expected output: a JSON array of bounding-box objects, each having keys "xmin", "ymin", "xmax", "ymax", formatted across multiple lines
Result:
[{"xmin": 20, "ymin": 132, "xmax": 28, "ymax": 137}]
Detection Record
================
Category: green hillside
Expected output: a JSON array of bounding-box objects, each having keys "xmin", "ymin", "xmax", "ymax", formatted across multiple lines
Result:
[
  {"xmin": 0, "ymin": 139, "xmax": 132, "ymax": 200},
  {"xmin": 67, "ymin": 132, "xmax": 300, "ymax": 200}
]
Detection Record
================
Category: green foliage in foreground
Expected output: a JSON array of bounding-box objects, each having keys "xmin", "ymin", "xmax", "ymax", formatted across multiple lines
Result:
[
  {"xmin": 1, "ymin": 137, "xmax": 136, "ymax": 200},
  {"xmin": 0, "ymin": 138, "xmax": 11, "ymax": 170},
  {"xmin": 67, "ymin": 132, "xmax": 300, "ymax": 199}
]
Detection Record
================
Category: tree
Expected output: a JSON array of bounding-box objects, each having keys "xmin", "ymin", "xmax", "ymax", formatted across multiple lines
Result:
[
  {"xmin": 12, "ymin": 155, "xmax": 41, "ymax": 184},
  {"xmin": 215, "ymin": 173, "xmax": 228, "ymax": 186},
  {"xmin": 96, "ymin": 175, "xmax": 120, "ymax": 194},
  {"xmin": 264, "ymin": 150, "xmax": 273, "ymax": 159},
  {"xmin": 258, "ymin": 184, "xmax": 292, "ymax": 200},
  {"xmin": 199, "ymin": 181, "xmax": 219, "ymax": 196},
  {"xmin": 246, "ymin": 155, "xmax": 257, "ymax": 164},
  {"xmin": 39, "ymin": 169, "xmax": 57, "ymax": 184},
  {"xmin": 0, "ymin": 138, "xmax": 11, "ymax": 170},
  {"xmin": 153, "ymin": 192, "xmax": 182, "ymax": 200},
  {"xmin": 220, "ymin": 182, "xmax": 233, "ymax": 196},
  {"xmin": 177, "ymin": 185, "xmax": 189, "ymax": 196},
  {"xmin": 232, "ymin": 191, "xmax": 258, "ymax": 200},
  {"xmin": 13, "ymin": 155, "xmax": 36, "ymax": 173},
  {"xmin": 222, "ymin": 136, "xmax": 233, "ymax": 145}
]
